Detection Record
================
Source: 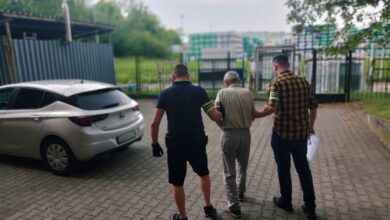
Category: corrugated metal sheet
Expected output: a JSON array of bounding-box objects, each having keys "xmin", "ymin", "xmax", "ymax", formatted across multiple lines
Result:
[{"xmin": 0, "ymin": 39, "xmax": 115, "ymax": 85}]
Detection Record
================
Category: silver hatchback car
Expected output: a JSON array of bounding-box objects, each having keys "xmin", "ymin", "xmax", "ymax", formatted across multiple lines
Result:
[{"xmin": 0, "ymin": 80, "xmax": 144, "ymax": 174}]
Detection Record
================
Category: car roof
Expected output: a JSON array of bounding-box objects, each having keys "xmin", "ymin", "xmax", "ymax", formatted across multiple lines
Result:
[{"xmin": 0, "ymin": 80, "xmax": 117, "ymax": 97}]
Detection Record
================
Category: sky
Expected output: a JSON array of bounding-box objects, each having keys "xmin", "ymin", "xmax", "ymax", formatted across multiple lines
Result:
[{"xmin": 132, "ymin": 0, "xmax": 292, "ymax": 34}]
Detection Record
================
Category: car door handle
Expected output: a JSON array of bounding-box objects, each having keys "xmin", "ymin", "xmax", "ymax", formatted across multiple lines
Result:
[{"xmin": 30, "ymin": 115, "xmax": 41, "ymax": 121}]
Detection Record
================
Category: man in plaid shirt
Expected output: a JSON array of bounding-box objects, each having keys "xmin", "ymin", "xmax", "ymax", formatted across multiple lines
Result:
[{"xmin": 254, "ymin": 54, "xmax": 318, "ymax": 220}]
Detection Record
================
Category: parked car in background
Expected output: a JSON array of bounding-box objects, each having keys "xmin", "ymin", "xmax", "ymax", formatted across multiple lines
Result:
[{"xmin": 0, "ymin": 80, "xmax": 145, "ymax": 174}]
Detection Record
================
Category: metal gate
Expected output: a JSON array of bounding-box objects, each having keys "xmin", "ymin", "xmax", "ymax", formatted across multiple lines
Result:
[{"xmin": 254, "ymin": 46, "xmax": 352, "ymax": 103}]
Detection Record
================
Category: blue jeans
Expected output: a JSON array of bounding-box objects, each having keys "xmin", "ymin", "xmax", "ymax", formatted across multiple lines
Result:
[{"xmin": 271, "ymin": 132, "xmax": 316, "ymax": 210}]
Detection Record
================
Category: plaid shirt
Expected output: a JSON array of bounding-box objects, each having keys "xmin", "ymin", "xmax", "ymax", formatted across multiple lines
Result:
[{"xmin": 268, "ymin": 71, "xmax": 318, "ymax": 140}]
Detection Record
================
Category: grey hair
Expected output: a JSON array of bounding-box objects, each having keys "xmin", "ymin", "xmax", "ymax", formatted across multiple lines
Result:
[{"xmin": 223, "ymin": 71, "xmax": 240, "ymax": 81}]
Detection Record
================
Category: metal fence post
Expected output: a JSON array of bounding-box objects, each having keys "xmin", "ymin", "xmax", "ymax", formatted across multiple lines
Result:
[
  {"xmin": 157, "ymin": 62, "xmax": 162, "ymax": 92},
  {"xmin": 344, "ymin": 54, "xmax": 349, "ymax": 100},
  {"xmin": 258, "ymin": 52, "xmax": 263, "ymax": 91},
  {"xmin": 4, "ymin": 22, "xmax": 18, "ymax": 83},
  {"xmin": 345, "ymin": 50, "xmax": 353, "ymax": 102},
  {"xmin": 135, "ymin": 56, "xmax": 141, "ymax": 96},
  {"xmin": 292, "ymin": 46, "xmax": 296, "ymax": 73},
  {"xmin": 368, "ymin": 43, "xmax": 376, "ymax": 92},
  {"xmin": 254, "ymin": 50, "xmax": 259, "ymax": 92},
  {"xmin": 242, "ymin": 57, "xmax": 245, "ymax": 88},
  {"xmin": 197, "ymin": 53, "xmax": 201, "ymax": 86},
  {"xmin": 311, "ymin": 49, "xmax": 317, "ymax": 94},
  {"xmin": 179, "ymin": 52, "xmax": 183, "ymax": 64},
  {"xmin": 227, "ymin": 51, "xmax": 231, "ymax": 70}
]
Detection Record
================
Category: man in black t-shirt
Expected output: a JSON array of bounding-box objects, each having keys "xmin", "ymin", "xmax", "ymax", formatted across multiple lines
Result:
[{"xmin": 151, "ymin": 64, "xmax": 222, "ymax": 220}]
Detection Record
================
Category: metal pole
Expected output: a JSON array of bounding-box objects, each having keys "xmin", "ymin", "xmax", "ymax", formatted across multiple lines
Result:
[
  {"xmin": 179, "ymin": 52, "xmax": 183, "ymax": 64},
  {"xmin": 197, "ymin": 52, "xmax": 201, "ymax": 86},
  {"xmin": 93, "ymin": 7, "xmax": 100, "ymax": 44},
  {"xmin": 135, "ymin": 56, "xmax": 141, "ymax": 96},
  {"xmin": 4, "ymin": 22, "xmax": 17, "ymax": 83},
  {"xmin": 242, "ymin": 57, "xmax": 245, "ymax": 88},
  {"xmin": 227, "ymin": 51, "xmax": 231, "ymax": 70},
  {"xmin": 292, "ymin": 46, "xmax": 296, "ymax": 73},
  {"xmin": 311, "ymin": 49, "xmax": 317, "ymax": 94},
  {"xmin": 258, "ymin": 52, "xmax": 264, "ymax": 91},
  {"xmin": 345, "ymin": 51, "xmax": 353, "ymax": 102},
  {"xmin": 368, "ymin": 43, "xmax": 376, "ymax": 91},
  {"xmin": 379, "ymin": 47, "xmax": 385, "ymax": 79},
  {"xmin": 157, "ymin": 63, "xmax": 162, "ymax": 92},
  {"xmin": 344, "ymin": 54, "xmax": 349, "ymax": 101},
  {"xmin": 62, "ymin": 0, "xmax": 72, "ymax": 42},
  {"xmin": 254, "ymin": 48, "xmax": 259, "ymax": 92}
]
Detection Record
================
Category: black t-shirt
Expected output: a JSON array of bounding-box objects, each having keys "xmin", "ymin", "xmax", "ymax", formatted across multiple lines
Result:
[{"xmin": 156, "ymin": 81, "xmax": 215, "ymax": 143}]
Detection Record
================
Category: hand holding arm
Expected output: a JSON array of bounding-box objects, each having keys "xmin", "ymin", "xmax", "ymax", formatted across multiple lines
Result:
[
  {"xmin": 253, "ymin": 104, "xmax": 276, "ymax": 119},
  {"xmin": 206, "ymin": 109, "xmax": 222, "ymax": 126},
  {"xmin": 253, "ymin": 79, "xmax": 278, "ymax": 119},
  {"xmin": 203, "ymin": 98, "xmax": 222, "ymax": 126}
]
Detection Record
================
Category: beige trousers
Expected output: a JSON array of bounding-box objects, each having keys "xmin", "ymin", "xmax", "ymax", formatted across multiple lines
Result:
[{"xmin": 220, "ymin": 128, "xmax": 251, "ymax": 208}]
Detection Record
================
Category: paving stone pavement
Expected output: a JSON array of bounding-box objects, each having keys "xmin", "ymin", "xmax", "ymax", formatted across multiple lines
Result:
[{"xmin": 1, "ymin": 99, "xmax": 390, "ymax": 220}]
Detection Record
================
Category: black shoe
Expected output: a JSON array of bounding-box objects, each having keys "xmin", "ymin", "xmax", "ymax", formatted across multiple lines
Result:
[
  {"xmin": 204, "ymin": 205, "xmax": 217, "ymax": 218},
  {"xmin": 172, "ymin": 213, "xmax": 187, "ymax": 220},
  {"xmin": 301, "ymin": 205, "xmax": 316, "ymax": 220},
  {"xmin": 273, "ymin": 196, "xmax": 293, "ymax": 212},
  {"xmin": 238, "ymin": 193, "xmax": 245, "ymax": 202},
  {"xmin": 224, "ymin": 206, "xmax": 241, "ymax": 218}
]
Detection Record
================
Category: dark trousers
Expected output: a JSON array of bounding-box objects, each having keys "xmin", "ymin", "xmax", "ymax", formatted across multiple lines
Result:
[{"xmin": 271, "ymin": 132, "xmax": 316, "ymax": 210}]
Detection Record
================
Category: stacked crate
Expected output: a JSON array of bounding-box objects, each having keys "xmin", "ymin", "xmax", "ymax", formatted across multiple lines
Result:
[
  {"xmin": 292, "ymin": 25, "xmax": 336, "ymax": 50},
  {"xmin": 184, "ymin": 33, "xmax": 217, "ymax": 61},
  {"xmin": 243, "ymin": 36, "xmax": 263, "ymax": 58},
  {"xmin": 184, "ymin": 32, "xmax": 244, "ymax": 61}
]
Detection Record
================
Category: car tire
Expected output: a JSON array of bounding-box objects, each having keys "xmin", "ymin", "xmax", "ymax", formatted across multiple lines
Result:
[{"xmin": 42, "ymin": 138, "xmax": 78, "ymax": 175}]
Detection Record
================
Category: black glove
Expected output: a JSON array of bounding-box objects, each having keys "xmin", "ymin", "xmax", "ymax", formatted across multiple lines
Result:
[{"xmin": 152, "ymin": 143, "xmax": 164, "ymax": 157}]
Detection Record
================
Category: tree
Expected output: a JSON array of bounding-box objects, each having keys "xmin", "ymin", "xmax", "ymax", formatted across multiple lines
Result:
[
  {"xmin": 0, "ymin": 0, "xmax": 182, "ymax": 58},
  {"xmin": 0, "ymin": 0, "xmax": 92, "ymax": 21},
  {"xmin": 94, "ymin": 0, "xmax": 181, "ymax": 57},
  {"xmin": 286, "ymin": 0, "xmax": 390, "ymax": 53},
  {"xmin": 0, "ymin": 0, "xmax": 61, "ymax": 16},
  {"xmin": 94, "ymin": 0, "xmax": 123, "ymax": 24}
]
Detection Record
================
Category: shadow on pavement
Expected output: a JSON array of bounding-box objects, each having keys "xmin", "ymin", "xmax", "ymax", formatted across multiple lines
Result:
[{"xmin": 0, "ymin": 154, "xmax": 46, "ymax": 171}]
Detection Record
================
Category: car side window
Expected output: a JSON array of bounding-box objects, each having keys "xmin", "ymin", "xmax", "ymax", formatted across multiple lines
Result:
[
  {"xmin": 13, "ymin": 88, "xmax": 44, "ymax": 109},
  {"xmin": 0, "ymin": 88, "xmax": 14, "ymax": 109},
  {"xmin": 41, "ymin": 92, "xmax": 58, "ymax": 107}
]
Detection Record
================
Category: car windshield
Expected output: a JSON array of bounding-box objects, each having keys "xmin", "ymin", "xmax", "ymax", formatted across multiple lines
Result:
[{"xmin": 71, "ymin": 89, "xmax": 131, "ymax": 110}]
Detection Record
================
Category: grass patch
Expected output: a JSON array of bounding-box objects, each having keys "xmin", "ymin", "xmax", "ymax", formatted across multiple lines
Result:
[
  {"xmin": 115, "ymin": 57, "xmax": 250, "ymax": 84},
  {"xmin": 125, "ymin": 90, "xmax": 161, "ymax": 97},
  {"xmin": 115, "ymin": 57, "xmax": 199, "ymax": 84},
  {"xmin": 356, "ymin": 96, "xmax": 390, "ymax": 120}
]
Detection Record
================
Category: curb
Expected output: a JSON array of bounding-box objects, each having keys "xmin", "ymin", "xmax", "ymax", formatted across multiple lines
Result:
[{"xmin": 367, "ymin": 114, "xmax": 390, "ymax": 151}]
